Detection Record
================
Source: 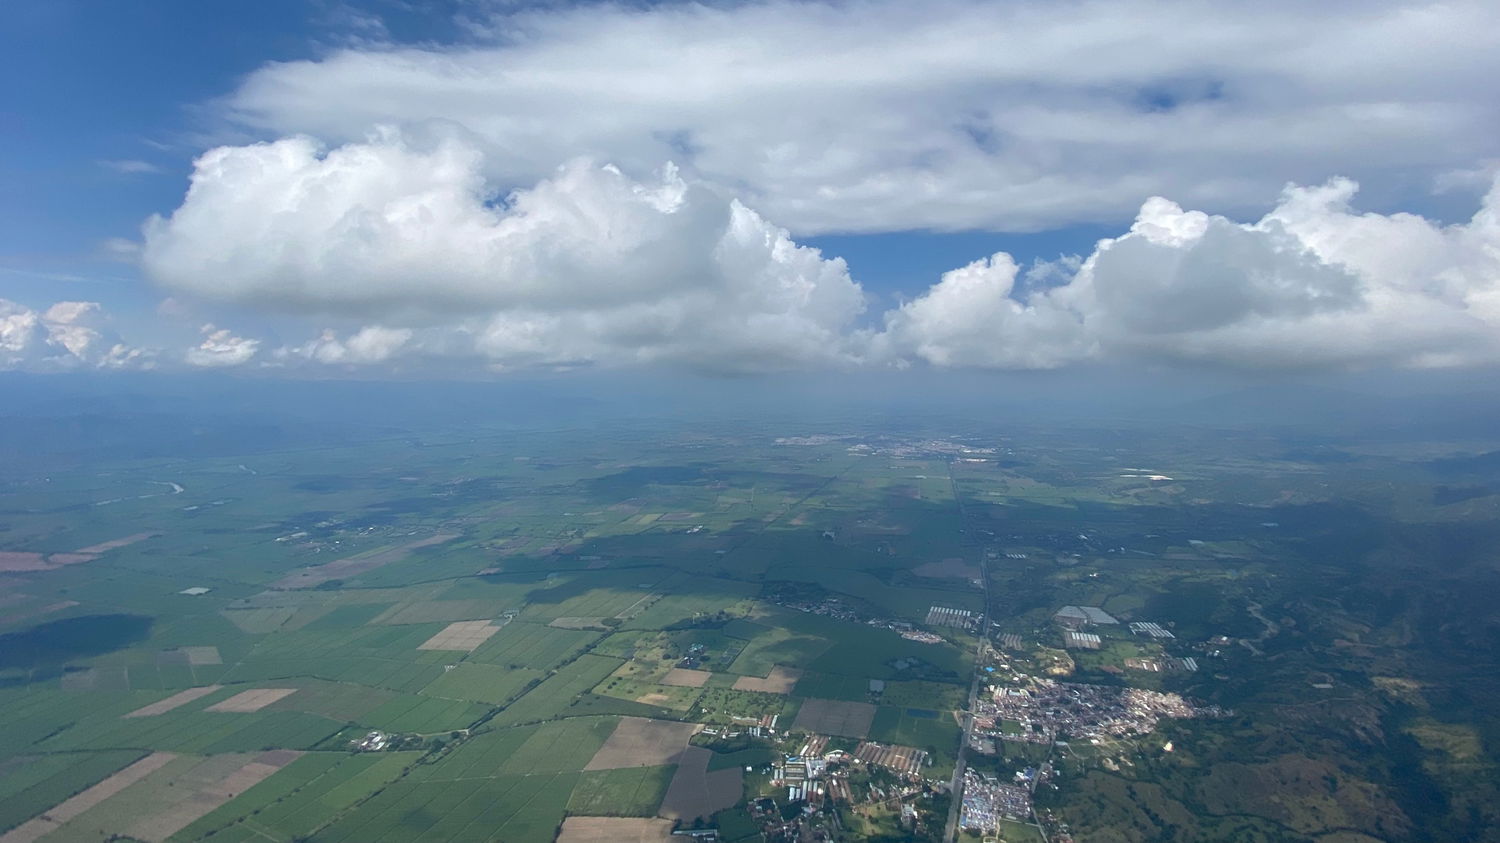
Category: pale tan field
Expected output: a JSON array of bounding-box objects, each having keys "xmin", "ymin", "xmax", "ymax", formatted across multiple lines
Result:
[
  {"xmin": 74, "ymin": 532, "xmax": 158, "ymax": 554},
  {"xmin": 59, "ymin": 666, "xmax": 129, "ymax": 691},
  {"xmin": 0, "ymin": 752, "xmax": 177, "ymax": 843},
  {"xmin": 125, "ymin": 685, "xmax": 223, "ymax": 718},
  {"xmin": 732, "ymin": 665, "xmax": 803, "ymax": 694},
  {"xmin": 121, "ymin": 751, "xmax": 301, "ymax": 842},
  {"xmin": 0, "ymin": 599, "xmax": 78, "ymax": 626},
  {"xmin": 660, "ymin": 668, "xmax": 713, "ymax": 688},
  {"xmin": 0, "ymin": 750, "xmax": 302, "ymax": 843},
  {"xmin": 556, "ymin": 817, "xmax": 674, "ymax": 843},
  {"xmin": 180, "ymin": 646, "xmax": 222, "ymax": 665},
  {"xmin": 417, "ymin": 619, "xmax": 503, "ymax": 651},
  {"xmin": 271, "ymin": 533, "xmax": 457, "ymax": 589},
  {"xmin": 0, "ymin": 552, "xmax": 53, "ymax": 572},
  {"xmin": 41, "ymin": 553, "xmax": 96, "ymax": 566},
  {"xmin": 205, "ymin": 688, "xmax": 297, "ymax": 712},
  {"xmin": 585, "ymin": 717, "xmax": 699, "ymax": 770}
]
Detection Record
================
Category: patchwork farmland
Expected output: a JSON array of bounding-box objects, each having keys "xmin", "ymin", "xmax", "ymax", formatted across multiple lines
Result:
[{"xmin": 0, "ymin": 425, "xmax": 991, "ymax": 843}]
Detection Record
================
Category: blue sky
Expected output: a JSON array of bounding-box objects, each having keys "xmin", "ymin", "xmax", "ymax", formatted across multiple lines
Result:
[
  {"xmin": 3, "ymin": 0, "xmax": 1499, "ymax": 376},
  {"xmin": 1, "ymin": 0, "xmax": 1120, "ymax": 319}
]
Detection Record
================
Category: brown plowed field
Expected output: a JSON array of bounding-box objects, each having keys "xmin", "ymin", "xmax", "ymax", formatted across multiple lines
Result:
[
  {"xmin": 205, "ymin": 688, "xmax": 297, "ymax": 712},
  {"xmin": 659, "ymin": 746, "xmax": 741, "ymax": 823},
  {"xmin": 792, "ymin": 698, "xmax": 876, "ymax": 738},
  {"xmin": 661, "ymin": 668, "xmax": 713, "ymax": 688},
  {"xmin": 585, "ymin": 717, "xmax": 699, "ymax": 770}
]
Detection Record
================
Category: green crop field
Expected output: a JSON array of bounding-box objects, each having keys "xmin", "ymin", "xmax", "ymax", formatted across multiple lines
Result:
[
  {"xmin": 725, "ymin": 622, "xmax": 832, "ymax": 677},
  {"xmin": 363, "ymin": 693, "xmax": 494, "ymax": 733},
  {"xmin": 566, "ymin": 765, "xmax": 676, "ymax": 816},
  {"xmin": 487, "ymin": 655, "xmax": 626, "ymax": 726},
  {"xmin": 172, "ymin": 752, "xmax": 419, "ymax": 842},
  {"xmin": 0, "ymin": 749, "xmax": 147, "ymax": 834},
  {"xmin": 420, "ymin": 662, "xmax": 545, "ymax": 705},
  {"xmin": 310, "ymin": 771, "xmax": 580, "ymax": 843},
  {"xmin": 465, "ymin": 622, "xmax": 600, "ymax": 670}
]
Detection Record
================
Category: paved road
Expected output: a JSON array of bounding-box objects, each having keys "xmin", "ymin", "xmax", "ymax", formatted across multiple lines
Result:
[{"xmin": 942, "ymin": 462, "xmax": 989, "ymax": 843}]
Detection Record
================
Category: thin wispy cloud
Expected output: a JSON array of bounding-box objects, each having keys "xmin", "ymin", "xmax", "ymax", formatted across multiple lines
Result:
[{"xmin": 99, "ymin": 159, "xmax": 162, "ymax": 175}]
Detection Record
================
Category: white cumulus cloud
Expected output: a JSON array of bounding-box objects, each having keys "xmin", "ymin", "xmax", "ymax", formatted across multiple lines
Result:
[
  {"xmin": 142, "ymin": 132, "xmax": 867, "ymax": 373},
  {"xmin": 881, "ymin": 176, "xmax": 1500, "ymax": 370},
  {"xmin": 221, "ymin": 0, "xmax": 1500, "ymax": 233},
  {"xmin": 185, "ymin": 324, "xmax": 261, "ymax": 368},
  {"xmin": 135, "ymin": 132, "xmax": 1500, "ymax": 374},
  {"xmin": 0, "ymin": 299, "xmax": 150, "ymax": 371},
  {"xmin": 281, "ymin": 325, "xmax": 414, "ymax": 365}
]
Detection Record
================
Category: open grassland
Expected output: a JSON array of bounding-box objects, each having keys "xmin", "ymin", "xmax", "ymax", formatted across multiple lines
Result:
[
  {"xmin": 726, "ymin": 621, "xmax": 833, "ymax": 677},
  {"xmin": 879, "ymin": 678, "xmax": 968, "ymax": 709},
  {"xmin": 593, "ymin": 672, "xmax": 703, "ymax": 711},
  {"xmin": 868, "ymin": 706, "xmax": 960, "ymax": 774},
  {"xmin": 998, "ymin": 818, "xmax": 1047, "ymax": 842},
  {"xmin": 693, "ymin": 686, "xmax": 800, "ymax": 726}
]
